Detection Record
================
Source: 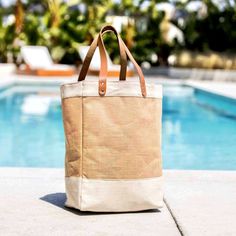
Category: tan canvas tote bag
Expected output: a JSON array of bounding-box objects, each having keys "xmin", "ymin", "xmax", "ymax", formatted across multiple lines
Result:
[{"xmin": 61, "ymin": 25, "xmax": 163, "ymax": 212}]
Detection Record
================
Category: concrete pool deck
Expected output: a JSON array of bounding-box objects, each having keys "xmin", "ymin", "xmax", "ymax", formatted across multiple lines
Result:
[
  {"xmin": 0, "ymin": 168, "xmax": 236, "ymax": 236},
  {"xmin": 0, "ymin": 74, "xmax": 236, "ymax": 235},
  {"xmin": 186, "ymin": 80, "xmax": 236, "ymax": 100}
]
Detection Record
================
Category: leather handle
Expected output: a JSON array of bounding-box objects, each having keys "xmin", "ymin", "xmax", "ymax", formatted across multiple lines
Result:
[
  {"xmin": 97, "ymin": 33, "xmax": 108, "ymax": 96},
  {"xmin": 119, "ymin": 38, "xmax": 147, "ymax": 97},
  {"xmin": 100, "ymin": 25, "xmax": 127, "ymax": 80},
  {"xmin": 78, "ymin": 25, "xmax": 127, "ymax": 82},
  {"xmin": 78, "ymin": 25, "xmax": 147, "ymax": 97}
]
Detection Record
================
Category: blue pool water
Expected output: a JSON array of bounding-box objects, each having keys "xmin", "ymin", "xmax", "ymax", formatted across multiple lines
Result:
[{"xmin": 0, "ymin": 85, "xmax": 236, "ymax": 170}]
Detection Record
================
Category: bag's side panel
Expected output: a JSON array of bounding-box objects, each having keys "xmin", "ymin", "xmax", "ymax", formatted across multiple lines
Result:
[
  {"xmin": 82, "ymin": 97, "xmax": 162, "ymax": 179},
  {"xmin": 62, "ymin": 97, "xmax": 83, "ymax": 208},
  {"xmin": 65, "ymin": 176, "xmax": 81, "ymax": 208}
]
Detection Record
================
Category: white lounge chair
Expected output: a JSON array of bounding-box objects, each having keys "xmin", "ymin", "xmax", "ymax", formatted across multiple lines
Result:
[
  {"xmin": 19, "ymin": 46, "xmax": 75, "ymax": 76},
  {"xmin": 78, "ymin": 46, "xmax": 134, "ymax": 77}
]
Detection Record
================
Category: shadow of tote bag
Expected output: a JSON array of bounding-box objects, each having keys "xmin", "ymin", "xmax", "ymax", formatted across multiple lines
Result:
[{"xmin": 61, "ymin": 25, "xmax": 163, "ymax": 212}]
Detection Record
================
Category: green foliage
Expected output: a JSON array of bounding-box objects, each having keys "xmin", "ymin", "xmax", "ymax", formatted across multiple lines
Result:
[
  {"xmin": 1, "ymin": 0, "xmax": 236, "ymax": 66},
  {"xmin": 133, "ymin": 16, "xmax": 163, "ymax": 64},
  {"xmin": 132, "ymin": 1, "xmax": 170, "ymax": 65},
  {"xmin": 108, "ymin": 0, "xmax": 172, "ymax": 65},
  {"xmin": 0, "ymin": 0, "xmax": 111, "ymax": 64},
  {"xmin": 0, "ymin": 24, "xmax": 16, "ymax": 62},
  {"xmin": 176, "ymin": 0, "xmax": 236, "ymax": 54}
]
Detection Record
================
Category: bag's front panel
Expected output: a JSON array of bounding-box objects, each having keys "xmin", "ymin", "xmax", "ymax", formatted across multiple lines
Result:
[
  {"xmin": 82, "ymin": 96, "xmax": 162, "ymax": 179},
  {"xmin": 62, "ymin": 82, "xmax": 163, "ymax": 212}
]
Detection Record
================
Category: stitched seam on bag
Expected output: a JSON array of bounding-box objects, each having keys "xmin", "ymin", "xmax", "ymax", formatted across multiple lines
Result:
[
  {"xmin": 61, "ymin": 88, "xmax": 162, "ymax": 99},
  {"xmin": 81, "ymin": 176, "xmax": 163, "ymax": 182},
  {"xmin": 62, "ymin": 96, "xmax": 162, "ymax": 99},
  {"xmin": 79, "ymin": 83, "xmax": 84, "ymax": 209}
]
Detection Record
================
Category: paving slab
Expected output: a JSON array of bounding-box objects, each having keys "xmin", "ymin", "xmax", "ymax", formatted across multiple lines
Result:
[
  {"xmin": 164, "ymin": 170, "xmax": 236, "ymax": 236},
  {"xmin": 0, "ymin": 168, "xmax": 180, "ymax": 236}
]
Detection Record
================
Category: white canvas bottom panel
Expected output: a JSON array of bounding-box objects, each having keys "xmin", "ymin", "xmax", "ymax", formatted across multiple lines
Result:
[{"xmin": 65, "ymin": 176, "xmax": 163, "ymax": 212}]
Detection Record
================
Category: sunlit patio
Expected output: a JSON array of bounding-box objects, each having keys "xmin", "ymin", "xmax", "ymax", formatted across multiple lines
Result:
[
  {"xmin": 1, "ymin": 72, "xmax": 236, "ymax": 235},
  {"xmin": 1, "ymin": 0, "xmax": 236, "ymax": 235}
]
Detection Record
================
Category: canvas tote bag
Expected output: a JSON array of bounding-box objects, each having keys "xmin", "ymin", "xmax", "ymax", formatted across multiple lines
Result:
[{"xmin": 61, "ymin": 25, "xmax": 163, "ymax": 212}]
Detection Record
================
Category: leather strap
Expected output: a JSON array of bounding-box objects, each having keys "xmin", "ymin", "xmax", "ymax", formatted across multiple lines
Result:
[
  {"xmin": 119, "ymin": 38, "xmax": 147, "ymax": 97},
  {"xmin": 78, "ymin": 35, "xmax": 99, "ymax": 81},
  {"xmin": 97, "ymin": 33, "xmax": 108, "ymax": 96},
  {"xmin": 101, "ymin": 25, "xmax": 127, "ymax": 80},
  {"xmin": 78, "ymin": 25, "xmax": 147, "ymax": 97},
  {"xmin": 78, "ymin": 25, "xmax": 127, "ymax": 82}
]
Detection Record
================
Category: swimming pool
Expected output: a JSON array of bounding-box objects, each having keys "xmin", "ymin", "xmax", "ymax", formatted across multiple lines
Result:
[{"xmin": 0, "ymin": 84, "xmax": 236, "ymax": 170}]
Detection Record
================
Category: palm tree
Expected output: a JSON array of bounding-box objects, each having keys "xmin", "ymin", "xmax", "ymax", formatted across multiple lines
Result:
[{"xmin": 15, "ymin": 0, "xmax": 24, "ymax": 33}]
